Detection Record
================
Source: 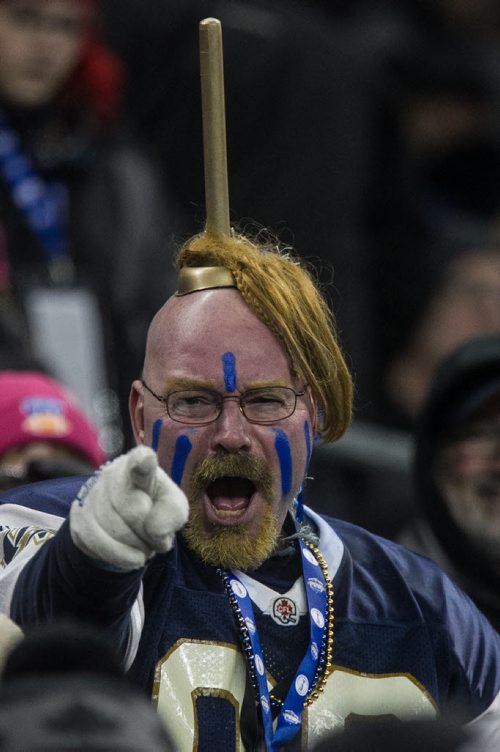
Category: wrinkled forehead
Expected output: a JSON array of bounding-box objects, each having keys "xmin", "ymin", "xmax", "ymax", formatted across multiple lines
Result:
[{"xmin": 144, "ymin": 288, "xmax": 291, "ymax": 382}]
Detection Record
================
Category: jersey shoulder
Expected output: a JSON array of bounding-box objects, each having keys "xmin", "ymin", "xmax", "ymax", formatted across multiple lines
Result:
[
  {"xmin": 323, "ymin": 511, "xmax": 468, "ymax": 600},
  {"xmin": 323, "ymin": 514, "xmax": 500, "ymax": 653},
  {"xmin": 0, "ymin": 475, "xmax": 89, "ymax": 518},
  {"xmin": 316, "ymin": 513, "xmax": 500, "ymax": 717}
]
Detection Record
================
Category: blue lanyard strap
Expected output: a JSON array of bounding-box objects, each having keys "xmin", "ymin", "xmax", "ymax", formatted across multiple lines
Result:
[
  {"xmin": 0, "ymin": 111, "xmax": 68, "ymax": 262},
  {"xmin": 220, "ymin": 539, "xmax": 334, "ymax": 750}
]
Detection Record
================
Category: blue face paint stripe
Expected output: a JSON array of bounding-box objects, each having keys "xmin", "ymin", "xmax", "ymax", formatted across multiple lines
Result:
[
  {"xmin": 151, "ymin": 419, "xmax": 163, "ymax": 452},
  {"xmin": 171, "ymin": 435, "xmax": 192, "ymax": 486},
  {"xmin": 274, "ymin": 429, "xmax": 292, "ymax": 497},
  {"xmin": 222, "ymin": 352, "xmax": 237, "ymax": 393},
  {"xmin": 304, "ymin": 420, "xmax": 312, "ymax": 465}
]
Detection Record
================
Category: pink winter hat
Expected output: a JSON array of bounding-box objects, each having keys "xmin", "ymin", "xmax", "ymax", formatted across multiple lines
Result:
[{"xmin": 0, "ymin": 372, "xmax": 105, "ymax": 469}]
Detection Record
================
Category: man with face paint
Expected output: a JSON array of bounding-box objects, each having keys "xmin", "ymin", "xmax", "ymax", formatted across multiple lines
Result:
[
  {"xmin": 1, "ymin": 230, "xmax": 500, "ymax": 750},
  {"xmin": 130, "ymin": 233, "xmax": 338, "ymax": 574}
]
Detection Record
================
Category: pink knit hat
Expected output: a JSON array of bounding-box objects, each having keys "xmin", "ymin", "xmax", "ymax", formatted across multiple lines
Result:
[{"xmin": 0, "ymin": 372, "xmax": 105, "ymax": 469}]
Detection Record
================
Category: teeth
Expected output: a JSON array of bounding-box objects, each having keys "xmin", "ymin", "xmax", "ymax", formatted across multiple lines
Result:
[{"xmin": 213, "ymin": 508, "xmax": 245, "ymax": 518}]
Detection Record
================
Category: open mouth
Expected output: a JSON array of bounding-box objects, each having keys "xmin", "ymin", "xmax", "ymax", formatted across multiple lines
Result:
[{"xmin": 206, "ymin": 476, "xmax": 256, "ymax": 519}]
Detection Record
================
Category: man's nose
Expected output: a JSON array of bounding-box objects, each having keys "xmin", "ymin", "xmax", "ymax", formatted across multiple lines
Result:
[{"xmin": 210, "ymin": 397, "xmax": 252, "ymax": 453}]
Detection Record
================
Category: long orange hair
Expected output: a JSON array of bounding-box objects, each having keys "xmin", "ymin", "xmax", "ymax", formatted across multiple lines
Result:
[{"xmin": 177, "ymin": 231, "xmax": 353, "ymax": 443}]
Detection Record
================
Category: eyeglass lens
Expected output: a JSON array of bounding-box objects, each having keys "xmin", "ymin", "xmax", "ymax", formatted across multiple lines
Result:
[{"xmin": 167, "ymin": 387, "xmax": 299, "ymax": 424}]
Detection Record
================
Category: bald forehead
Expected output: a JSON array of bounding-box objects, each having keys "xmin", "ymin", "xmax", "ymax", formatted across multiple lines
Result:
[
  {"xmin": 147, "ymin": 288, "xmax": 247, "ymax": 347},
  {"xmin": 143, "ymin": 289, "xmax": 287, "ymax": 380}
]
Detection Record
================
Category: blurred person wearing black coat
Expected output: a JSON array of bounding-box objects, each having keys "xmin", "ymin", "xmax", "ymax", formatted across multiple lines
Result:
[
  {"xmin": 0, "ymin": 619, "xmax": 174, "ymax": 751},
  {"xmin": 0, "ymin": 0, "xmax": 180, "ymax": 452},
  {"xmin": 312, "ymin": 716, "xmax": 473, "ymax": 752},
  {"xmin": 400, "ymin": 335, "xmax": 500, "ymax": 631}
]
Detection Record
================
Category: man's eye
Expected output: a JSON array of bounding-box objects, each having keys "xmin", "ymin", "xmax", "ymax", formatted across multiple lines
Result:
[
  {"xmin": 245, "ymin": 392, "xmax": 284, "ymax": 406},
  {"xmin": 183, "ymin": 395, "xmax": 212, "ymax": 405},
  {"xmin": 174, "ymin": 393, "xmax": 216, "ymax": 407}
]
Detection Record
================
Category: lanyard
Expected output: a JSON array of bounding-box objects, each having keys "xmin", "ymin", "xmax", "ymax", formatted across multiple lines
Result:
[
  {"xmin": 225, "ymin": 539, "xmax": 328, "ymax": 750},
  {"xmin": 0, "ymin": 111, "xmax": 68, "ymax": 262}
]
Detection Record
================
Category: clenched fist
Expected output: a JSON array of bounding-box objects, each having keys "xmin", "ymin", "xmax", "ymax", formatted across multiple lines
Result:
[{"xmin": 70, "ymin": 446, "xmax": 189, "ymax": 570}]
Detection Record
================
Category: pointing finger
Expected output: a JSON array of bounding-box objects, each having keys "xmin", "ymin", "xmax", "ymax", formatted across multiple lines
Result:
[
  {"xmin": 127, "ymin": 446, "xmax": 158, "ymax": 495},
  {"xmin": 143, "ymin": 473, "xmax": 189, "ymax": 546}
]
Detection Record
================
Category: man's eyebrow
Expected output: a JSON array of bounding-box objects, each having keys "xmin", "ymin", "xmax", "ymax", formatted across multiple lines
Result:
[
  {"xmin": 248, "ymin": 380, "xmax": 289, "ymax": 389},
  {"xmin": 162, "ymin": 377, "xmax": 215, "ymax": 392},
  {"xmin": 160, "ymin": 378, "xmax": 290, "ymax": 392}
]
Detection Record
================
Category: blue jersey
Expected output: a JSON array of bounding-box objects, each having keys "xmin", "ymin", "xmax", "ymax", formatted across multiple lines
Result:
[{"xmin": 1, "ymin": 477, "xmax": 499, "ymax": 750}]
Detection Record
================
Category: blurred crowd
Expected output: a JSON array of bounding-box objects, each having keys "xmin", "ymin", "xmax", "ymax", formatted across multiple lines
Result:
[{"xmin": 98, "ymin": 0, "xmax": 500, "ymax": 431}]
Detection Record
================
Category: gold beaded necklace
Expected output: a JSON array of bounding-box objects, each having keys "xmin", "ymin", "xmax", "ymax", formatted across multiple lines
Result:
[{"xmin": 219, "ymin": 538, "xmax": 334, "ymax": 712}]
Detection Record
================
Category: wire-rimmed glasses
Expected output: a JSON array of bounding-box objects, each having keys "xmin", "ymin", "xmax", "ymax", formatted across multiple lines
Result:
[{"xmin": 141, "ymin": 381, "xmax": 306, "ymax": 425}]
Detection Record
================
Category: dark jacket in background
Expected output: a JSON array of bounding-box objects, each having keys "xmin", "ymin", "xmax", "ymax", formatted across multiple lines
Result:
[
  {"xmin": 399, "ymin": 335, "xmax": 500, "ymax": 631},
  {"xmin": 0, "ymin": 108, "xmax": 180, "ymax": 449}
]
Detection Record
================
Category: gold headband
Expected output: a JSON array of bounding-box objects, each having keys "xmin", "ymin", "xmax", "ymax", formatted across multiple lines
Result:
[{"xmin": 175, "ymin": 266, "xmax": 236, "ymax": 296}]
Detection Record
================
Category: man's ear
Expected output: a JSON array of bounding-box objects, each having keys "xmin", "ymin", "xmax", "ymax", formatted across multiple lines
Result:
[{"xmin": 129, "ymin": 380, "xmax": 145, "ymax": 444}]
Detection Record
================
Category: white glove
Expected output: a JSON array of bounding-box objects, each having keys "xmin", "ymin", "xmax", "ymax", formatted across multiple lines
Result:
[{"xmin": 70, "ymin": 446, "xmax": 189, "ymax": 570}]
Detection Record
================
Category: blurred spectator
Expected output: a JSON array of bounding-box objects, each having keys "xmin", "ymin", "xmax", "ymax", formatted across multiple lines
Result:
[
  {"xmin": 0, "ymin": 370, "xmax": 105, "ymax": 491},
  {"xmin": 360, "ymin": 0, "xmax": 500, "ymax": 427},
  {"xmin": 312, "ymin": 716, "xmax": 472, "ymax": 752},
  {"xmin": 399, "ymin": 335, "xmax": 500, "ymax": 631},
  {"xmin": 0, "ymin": 0, "xmax": 179, "ymax": 454},
  {"xmin": 1, "ymin": 619, "xmax": 122, "ymax": 681},
  {"xmin": 0, "ymin": 620, "xmax": 174, "ymax": 751},
  {"xmin": 386, "ymin": 248, "xmax": 500, "ymax": 425}
]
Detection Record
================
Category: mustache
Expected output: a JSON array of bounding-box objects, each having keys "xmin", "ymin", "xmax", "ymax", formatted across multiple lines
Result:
[{"xmin": 190, "ymin": 453, "xmax": 274, "ymax": 499}]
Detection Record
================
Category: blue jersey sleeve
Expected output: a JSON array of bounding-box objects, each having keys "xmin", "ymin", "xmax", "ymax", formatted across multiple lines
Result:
[
  {"xmin": 0, "ymin": 476, "xmax": 87, "ymax": 517},
  {"xmin": 10, "ymin": 519, "xmax": 143, "ymax": 656}
]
